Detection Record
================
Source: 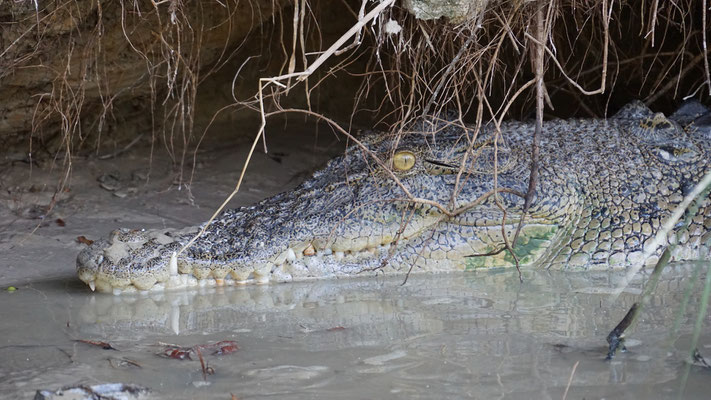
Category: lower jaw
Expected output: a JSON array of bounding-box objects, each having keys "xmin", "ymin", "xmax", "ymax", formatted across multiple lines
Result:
[
  {"xmin": 98, "ymin": 275, "xmax": 270, "ymax": 295},
  {"xmin": 80, "ymin": 243, "xmax": 403, "ymax": 294},
  {"xmin": 80, "ymin": 235, "xmax": 494, "ymax": 294}
]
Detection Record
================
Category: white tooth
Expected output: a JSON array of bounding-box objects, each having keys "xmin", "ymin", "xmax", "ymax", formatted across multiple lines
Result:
[
  {"xmin": 290, "ymin": 243, "xmax": 308, "ymax": 259},
  {"xmin": 112, "ymin": 288, "xmax": 121, "ymax": 295},
  {"xmin": 253, "ymin": 263, "xmax": 272, "ymax": 284},
  {"xmin": 322, "ymin": 248, "xmax": 332, "ymax": 256},
  {"xmin": 286, "ymin": 248, "xmax": 296, "ymax": 262},
  {"xmin": 230, "ymin": 269, "xmax": 251, "ymax": 282},
  {"xmin": 368, "ymin": 236, "xmax": 382, "ymax": 248},
  {"xmin": 253, "ymin": 263, "xmax": 271, "ymax": 276},
  {"xmin": 271, "ymin": 264, "xmax": 293, "ymax": 282},
  {"xmin": 88, "ymin": 281, "xmax": 96, "ymax": 292},
  {"xmin": 169, "ymin": 251, "xmax": 178, "ymax": 276},
  {"xmin": 272, "ymin": 251, "xmax": 288, "ymax": 265},
  {"xmin": 350, "ymin": 237, "xmax": 368, "ymax": 252},
  {"xmin": 331, "ymin": 240, "xmax": 348, "ymax": 253},
  {"xmin": 335, "ymin": 251, "xmax": 344, "ymax": 261},
  {"xmin": 303, "ymin": 244, "xmax": 316, "ymax": 256}
]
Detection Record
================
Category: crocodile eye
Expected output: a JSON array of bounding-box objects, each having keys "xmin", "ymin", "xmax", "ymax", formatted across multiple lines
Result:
[
  {"xmin": 672, "ymin": 148, "xmax": 690, "ymax": 157},
  {"xmin": 393, "ymin": 150, "xmax": 416, "ymax": 171}
]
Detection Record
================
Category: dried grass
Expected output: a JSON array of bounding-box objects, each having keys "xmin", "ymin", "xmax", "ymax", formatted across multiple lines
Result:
[{"xmin": 4, "ymin": 1, "xmax": 708, "ymax": 177}]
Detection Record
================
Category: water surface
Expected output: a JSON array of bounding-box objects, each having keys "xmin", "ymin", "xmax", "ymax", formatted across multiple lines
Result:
[{"xmin": 1, "ymin": 267, "xmax": 710, "ymax": 399}]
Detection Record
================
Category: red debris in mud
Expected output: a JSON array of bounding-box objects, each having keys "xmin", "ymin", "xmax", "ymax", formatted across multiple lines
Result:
[
  {"xmin": 326, "ymin": 326, "xmax": 346, "ymax": 332},
  {"xmin": 76, "ymin": 339, "xmax": 117, "ymax": 351},
  {"xmin": 212, "ymin": 340, "xmax": 239, "ymax": 355},
  {"xmin": 160, "ymin": 340, "xmax": 239, "ymax": 360},
  {"xmin": 77, "ymin": 236, "xmax": 94, "ymax": 245},
  {"xmin": 159, "ymin": 340, "xmax": 238, "ymax": 381},
  {"xmin": 163, "ymin": 348, "xmax": 192, "ymax": 360}
]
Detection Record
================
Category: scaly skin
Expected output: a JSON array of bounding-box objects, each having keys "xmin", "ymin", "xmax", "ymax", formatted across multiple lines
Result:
[{"xmin": 76, "ymin": 101, "xmax": 711, "ymax": 294}]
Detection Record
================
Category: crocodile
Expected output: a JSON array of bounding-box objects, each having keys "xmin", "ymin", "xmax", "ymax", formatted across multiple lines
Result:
[{"xmin": 76, "ymin": 101, "xmax": 711, "ymax": 294}]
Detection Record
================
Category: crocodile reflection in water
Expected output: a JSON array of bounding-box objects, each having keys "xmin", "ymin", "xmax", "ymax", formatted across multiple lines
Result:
[{"xmin": 76, "ymin": 101, "xmax": 711, "ymax": 294}]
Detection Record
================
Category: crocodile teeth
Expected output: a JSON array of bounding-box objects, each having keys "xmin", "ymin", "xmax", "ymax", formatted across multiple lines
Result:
[
  {"xmin": 303, "ymin": 244, "xmax": 316, "ymax": 256},
  {"xmin": 271, "ymin": 264, "xmax": 293, "ymax": 282},
  {"xmin": 79, "ymin": 232, "xmax": 414, "ymax": 294},
  {"xmin": 253, "ymin": 263, "xmax": 272, "ymax": 283},
  {"xmin": 95, "ymin": 279, "xmax": 113, "ymax": 293},
  {"xmin": 230, "ymin": 269, "xmax": 251, "ymax": 282},
  {"xmin": 169, "ymin": 252, "xmax": 178, "ymax": 276},
  {"xmin": 210, "ymin": 267, "xmax": 230, "ymax": 280}
]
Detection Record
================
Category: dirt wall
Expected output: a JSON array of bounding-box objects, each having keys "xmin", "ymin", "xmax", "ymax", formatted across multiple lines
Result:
[{"xmin": 0, "ymin": 0, "xmax": 289, "ymax": 150}]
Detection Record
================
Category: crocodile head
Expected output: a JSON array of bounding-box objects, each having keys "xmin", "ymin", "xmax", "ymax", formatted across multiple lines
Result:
[{"xmin": 77, "ymin": 101, "xmax": 711, "ymax": 293}]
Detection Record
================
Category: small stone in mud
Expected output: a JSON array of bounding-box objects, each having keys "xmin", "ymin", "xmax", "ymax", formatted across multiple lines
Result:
[
  {"xmin": 97, "ymin": 172, "xmax": 122, "ymax": 192},
  {"xmin": 113, "ymin": 187, "xmax": 138, "ymax": 198},
  {"xmin": 131, "ymin": 169, "xmax": 149, "ymax": 182}
]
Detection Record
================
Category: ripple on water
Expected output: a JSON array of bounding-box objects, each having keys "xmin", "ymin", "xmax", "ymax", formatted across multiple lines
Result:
[{"xmin": 1, "ymin": 267, "xmax": 710, "ymax": 398}]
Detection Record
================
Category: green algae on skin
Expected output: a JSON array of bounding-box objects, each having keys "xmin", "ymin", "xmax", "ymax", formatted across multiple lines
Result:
[{"xmin": 465, "ymin": 225, "xmax": 558, "ymax": 270}]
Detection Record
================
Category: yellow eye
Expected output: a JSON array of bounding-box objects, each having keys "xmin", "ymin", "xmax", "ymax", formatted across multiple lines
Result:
[
  {"xmin": 673, "ymin": 148, "xmax": 690, "ymax": 157},
  {"xmin": 393, "ymin": 150, "xmax": 416, "ymax": 171}
]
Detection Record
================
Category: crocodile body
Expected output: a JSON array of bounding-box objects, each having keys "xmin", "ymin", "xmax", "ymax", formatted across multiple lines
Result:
[{"xmin": 76, "ymin": 101, "xmax": 711, "ymax": 294}]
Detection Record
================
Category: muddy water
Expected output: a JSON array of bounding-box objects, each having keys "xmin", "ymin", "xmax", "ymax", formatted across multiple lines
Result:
[{"xmin": 1, "ymin": 266, "xmax": 710, "ymax": 399}]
